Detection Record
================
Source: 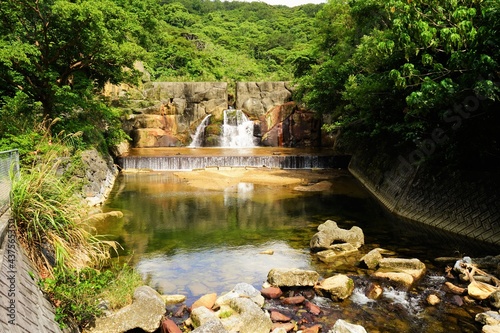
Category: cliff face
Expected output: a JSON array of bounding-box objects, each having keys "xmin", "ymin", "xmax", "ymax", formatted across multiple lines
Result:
[{"xmin": 108, "ymin": 81, "xmax": 322, "ymax": 149}]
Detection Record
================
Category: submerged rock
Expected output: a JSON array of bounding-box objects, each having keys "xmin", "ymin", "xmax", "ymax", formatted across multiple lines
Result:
[
  {"xmin": 267, "ymin": 268, "xmax": 319, "ymax": 287},
  {"xmin": 316, "ymin": 243, "xmax": 359, "ymax": 263},
  {"xmin": 372, "ymin": 258, "xmax": 426, "ymax": 289},
  {"xmin": 310, "ymin": 220, "xmax": 364, "ymax": 252},
  {"xmin": 215, "ymin": 283, "xmax": 264, "ymax": 308},
  {"xmin": 359, "ymin": 249, "xmax": 383, "ymax": 269}
]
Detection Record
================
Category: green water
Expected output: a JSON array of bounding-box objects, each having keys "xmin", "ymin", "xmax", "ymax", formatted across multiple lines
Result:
[{"xmin": 97, "ymin": 170, "xmax": 495, "ymax": 332}]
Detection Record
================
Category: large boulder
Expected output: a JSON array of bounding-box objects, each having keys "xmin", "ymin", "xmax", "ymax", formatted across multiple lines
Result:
[
  {"xmin": 314, "ymin": 275, "xmax": 354, "ymax": 301},
  {"xmin": 310, "ymin": 220, "xmax": 364, "ymax": 252},
  {"xmin": 88, "ymin": 286, "xmax": 165, "ymax": 333},
  {"xmin": 372, "ymin": 258, "xmax": 426, "ymax": 289},
  {"xmin": 267, "ymin": 268, "xmax": 319, "ymax": 287},
  {"xmin": 235, "ymin": 82, "xmax": 292, "ymax": 118},
  {"xmin": 316, "ymin": 243, "xmax": 359, "ymax": 263},
  {"xmin": 359, "ymin": 249, "xmax": 383, "ymax": 269},
  {"xmin": 215, "ymin": 283, "xmax": 264, "ymax": 308},
  {"xmin": 222, "ymin": 297, "xmax": 272, "ymax": 333}
]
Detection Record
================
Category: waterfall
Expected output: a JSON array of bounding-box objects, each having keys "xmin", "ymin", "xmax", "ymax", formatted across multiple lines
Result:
[
  {"xmin": 221, "ymin": 109, "xmax": 255, "ymax": 148},
  {"xmin": 189, "ymin": 115, "xmax": 212, "ymax": 148}
]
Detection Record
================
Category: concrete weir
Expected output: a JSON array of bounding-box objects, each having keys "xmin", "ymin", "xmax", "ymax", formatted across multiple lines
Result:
[{"xmin": 117, "ymin": 148, "xmax": 349, "ymax": 171}]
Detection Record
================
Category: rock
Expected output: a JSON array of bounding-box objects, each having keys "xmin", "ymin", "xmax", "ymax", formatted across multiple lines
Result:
[
  {"xmin": 270, "ymin": 310, "xmax": 292, "ymax": 322},
  {"xmin": 215, "ymin": 283, "xmax": 265, "ymax": 308},
  {"xmin": 316, "ymin": 243, "xmax": 359, "ymax": 263},
  {"xmin": 451, "ymin": 295, "xmax": 464, "ymax": 307},
  {"xmin": 328, "ymin": 319, "xmax": 368, "ymax": 333},
  {"xmin": 191, "ymin": 319, "xmax": 229, "ymax": 333},
  {"xmin": 80, "ymin": 149, "xmax": 118, "ymax": 206},
  {"xmin": 267, "ymin": 268, "xmax": 319, "ymax": 287},
  {"xmin": 314, "ymin": 275, "xmax": 354, "ymax": 301},
  {"xmin": 373, "ymin": 258, "xmax": 426, "ymax": 288},
  {"xmin": 360, "ymin": 249, "xmax": 383, "ymax": 269},
  {"xmin": 282, "ymin": 295, "xmax": 305, "ymax": 305},
  {"xmin": 294, "ymin": 181, "xmax": 332, "ymax": 192},
  {"xmin": 191, "ymin": 306, "xmax": 218, "ymax": 328},
  {"xmin": 271, "ymin": 328, "xmax": 288, "ymax": 333},
  {"xmin": 301, "ymin": 324, "xmax": 322, "ymax": 333},
  {"xmin": 453, "ymin": 257, "xmax": 472, "ymax": 275},
  {"xmin": 192, "ymin": 293, "xmax": 217, "ymax": 311},
  {"xmin": 490, "ymin": 291, "xmax": 500, "ymax": 309},
  {"xmin": 88, "ymin": 286, "xmax": 165, "ymax": 333},
  {"xmin": 365, "ymin": 283, "xmax": 383, "ymax": 300},
  {"xmin": 426, "ymin": 294, "xmax": 441, "ymax": 306},
  {"xmin": 483, "ymin": 325, "xmax": 500, "ymax": 333},
  {"xmin": 272, "ymin": 322, "xmax": 295, "ymax": 332},
  {"xmin": 260, "ymin": 249, "xmax": 274, "ymax": 255},
  {"xmin": 310, "ymin": 220, "xmax": 364, "ymax": 252},
  {"xmin": 220, "ymin": 297, "xmax": 273, "ymax": 333},
  {"xmin": 162, "ymin": 294, "xmax": 187, "ymax": 305},
  {"xmin": 444, "ymin": 282, "xmax": 466, "ymax": 295},
  {"xmin": 261, "ymin": 286, "xmax": 283, "ymax": 299},
  {"xmin": 468, "ymin": 280, "xmax": 497, "ymax": 300},
  {"xmin": 476, "ymin": 311, "xmax": 500, "ymax": 326},
  {"xmin": 305, "ymin": 301, "xmax": 321, "ymax": 315},
  {"xmin": 236, "ymin": 82, "xmax": 292, "ymax": 118},
  {"xmin": 161, "ymin": 318, "xmax": 182, "ymax": 333},
  {"xmin": 85, "ymin": 211, "xmax": 124, "ymax": 224}
]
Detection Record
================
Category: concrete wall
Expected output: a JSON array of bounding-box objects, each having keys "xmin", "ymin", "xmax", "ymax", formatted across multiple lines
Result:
[
  {"xmin": 0, "ymin": 211, "xmax": 63, "ymax": 333},
  {"xmin": 348, "ymin": 151, "xmax": 500, "ymax": 246}
]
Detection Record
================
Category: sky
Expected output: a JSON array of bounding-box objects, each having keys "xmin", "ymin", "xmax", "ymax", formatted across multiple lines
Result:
[{"xmin": 237, "ymin": 0, "xmax": 327, "ymax": 7}]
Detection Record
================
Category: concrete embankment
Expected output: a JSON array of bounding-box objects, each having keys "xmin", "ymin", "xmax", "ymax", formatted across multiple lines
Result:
[{"xmin": 348, "ymin": 151, "xmax": 500, "ymax": 247}]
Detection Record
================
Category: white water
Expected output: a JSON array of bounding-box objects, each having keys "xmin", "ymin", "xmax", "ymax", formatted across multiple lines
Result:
[
  {"xmin": 221, "ymin": 109, "xmax": 256, "ymax": 148},
  {"xmin": 189, "ymin": 115, "xmax": 212, "ymax": 148}
]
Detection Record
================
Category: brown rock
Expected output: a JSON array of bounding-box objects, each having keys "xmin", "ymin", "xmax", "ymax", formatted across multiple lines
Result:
[
  {"xmin": 301, "ymin": 324, "xmax": 322, "ymax": 333},
  {"xmin": 261, "ymin": 286, "xmax": 283, "ymax": 299},
  {"xmin": 191, "ymin": 293, "xmax": 217, "ymax": 311},
  {"xmin": 305, "ymin": 301, "xmax": 321, "ymax": 315},
  {"xmin": 271, "ymin": 310, "xmax": 292, "ymax": 322},
  {"xmin": 444, "ymin": 282, "xmax": 466, "ymax": 295},
  {"xmin": 365, "ymin": 282, "xmax": 383, "ymax": 300},
  {"xmin": 282, "ymin": 295, "xmax": 306, "ymax": 305},
  {"xmin": 426, "ymin": 294, "xmax": 441, "ymax": 306},
  {"xmin": 272, "ymin": 322, "xmax": 296, "ymax": 332},
  {"xmin": 451, "ymin": 295, "xmax": 464, "ymax": 307},
  {"xmin": 161, "ymin": 318, "xmax": 182, "ymax": 333}
]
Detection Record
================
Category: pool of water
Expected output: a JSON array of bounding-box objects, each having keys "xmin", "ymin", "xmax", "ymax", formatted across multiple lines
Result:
[{"xmin": 96, "ymin": 170, "xmax": 495, "ymax": 332}]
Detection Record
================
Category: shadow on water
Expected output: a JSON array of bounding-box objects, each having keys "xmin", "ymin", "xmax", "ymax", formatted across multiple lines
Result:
[{"xmin": 95, "ymin": 170, "xmax": 496, "ymax": 333}]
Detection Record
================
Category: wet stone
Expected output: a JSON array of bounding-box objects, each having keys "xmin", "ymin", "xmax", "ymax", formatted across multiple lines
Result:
[{"xmin": 282, "ymin": 295, "xmax": 306, "ymax": 305}]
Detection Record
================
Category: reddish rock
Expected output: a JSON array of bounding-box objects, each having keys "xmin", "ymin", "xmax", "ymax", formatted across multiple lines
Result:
[
  {"xmin": 270, "ymin": 310, "xmax": 292, "ymax": 322},
  {"xmin": 305, "ymin": 301, "xmax": 321, "ymax": 315},
  {"xmin": 272, "ymin": 322, "xmax": 296, "ymax": 332},
  {"xmin": 161, "ymin": 318, "xmax": 182, "ymax": 333},
  {"xmin": 190, "ymin": 293, "xmax": 217, "ymax": 311},
  {"xmin": 174, "ymin": 305, "xmax": 187, "ymax": 317},
  {"xmin": 301, "ymin": 324, "xmax": 322, "ymax": 333},
  {"xmin": 261, "ymin": 286, "xmax": 283, "ymax": 299},
  {"xmin": 282, "ymin": 295, "xmax": 305, "ymax": 305}
]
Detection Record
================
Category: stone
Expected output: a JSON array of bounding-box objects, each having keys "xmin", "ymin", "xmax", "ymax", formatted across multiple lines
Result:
[
  {"xmin": 451, "ymin": 295, "xmax": 464, "ymax": 307},
  {"xmin": 192, "ymin": 293, "xmax": 217, "ymax": 311},
  {"xmin": 267, "ymin": 268, "xmax": 319, "ymax": 287},
  {"xmin": 305, "ymin": 301, "xmax": 321, "ymax": 315},
  {"xmin": 468, "ymin": 279, "xmax": 497, "ymax": 300},
  {"xmin": 88, "ymin": 286, "xmax": 165, "ymax": 333},
  {"xmin": 316, "ymin": 243, "xmax": 359, "ymax": 263},
  {"xmin": 270, "ymin": 310, "xmax": 292, "ymax": 322},
  {"xmin": 191, "ymin": 319, "xmax": 229, "ymax": 333},
  {"xmin": 162, "ymin": 294, "xmax": 187, "ymax": 305},
  {"xmin": 261, "ymin": 286, "xmax": 283, "ymax": 299},
  {"xmin": 444, "ymin": 282, "xmax": 466, "ymax": 295},
  {"xmin": 328, "ymin": 319, "xmax": 368, "ymax": 333},
  {"xmin": 426, "ymin": 294, "xmax": 441, "ymax": 306},
  {"xmin": 294, "ymin": 181, "xmax": 332, "ymax": 192},
  {"xmin": 191, "ymin": 306, "xmax": 218, "ymax": 328},
  {"xmin": 301, "ymin": 324, "xmax": 322, "ymax": 333},
  {"xmin": 220, "ymin": 297, "xmax": 273, "ymax": 333},
  {"xmin": 373, "ymin": 258, "xmax": 426, "ymax": 288},
  {"xmin": 161, "ymin": 318, "xmax": 182, "ymax": 333},
  {"xmin": 476, "ymin": 311, "xmax": 500, "ymax": 326},
  {"xmin": 314, "ymin": 275, "xmax": 354, "ymax": 301},
  {"xmin": 360, "ymin": 249, "xmax": 383, "ymax": 269},
  {"xmin": 271, "ymin": 328, "xmax": 288, "ymax": 333},
  {"xmin": 483, "ymin": 325, "xmax": 500, "ymax": 333},
  {"xmin": 272, "ymin": 322, "xmax": 295, "ymax": 332},
  {"xmin": 365, "ymin": 283, "xmax": 383, "ymax": 300},
  {"xmin": 310, "ymin": 220, "xmax": 364, "ymax": 252},
  {"xmin": 215, "ymin": 283, "xmax": 265, "ymax": 308},
  {"xmin": 490, "ymin": 291, "xmax": 500, "ymax": 309},
  {"xmin": 282, "ymin": 295, "xmax": 306, "ymax": 305}
]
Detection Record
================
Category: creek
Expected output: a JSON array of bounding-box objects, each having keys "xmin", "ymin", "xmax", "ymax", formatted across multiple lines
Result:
[{"xmin": 95, "ymin": 167, "xmax": 496, "ymax": 333}]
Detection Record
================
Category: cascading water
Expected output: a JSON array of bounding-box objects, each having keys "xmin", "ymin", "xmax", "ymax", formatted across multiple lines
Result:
[
  {"xmin": 221, "ymin": 109, "xmax": 256, "ymax": 147},
  {"xmin": 189, "ymin": 115, "xmax": 211, "ymax": 148}
]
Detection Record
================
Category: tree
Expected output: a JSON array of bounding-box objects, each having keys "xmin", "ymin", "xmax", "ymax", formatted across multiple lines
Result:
[{"xmin": 0, "ymin": 0, "xmax": 144, "ymax": 119}]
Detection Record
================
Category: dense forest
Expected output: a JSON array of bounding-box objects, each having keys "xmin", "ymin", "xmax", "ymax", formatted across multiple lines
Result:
[{"xmin": 1, "ymin": 0, "xmax": 499, "ymax": 168}]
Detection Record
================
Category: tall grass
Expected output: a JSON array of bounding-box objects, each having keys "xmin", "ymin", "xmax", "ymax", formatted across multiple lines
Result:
[{"xmin": 10, "ymin": 143, "xmax": 116, "ymax": 276}]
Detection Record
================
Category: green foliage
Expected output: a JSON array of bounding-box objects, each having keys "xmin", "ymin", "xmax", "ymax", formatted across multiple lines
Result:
[
  {"xmin": 39, "ymin": 264, "xmax": 142, "ymax": 329},
  {"xmin": 296, "ymin": 0, "xmax": 500, "ymax": 167}
]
